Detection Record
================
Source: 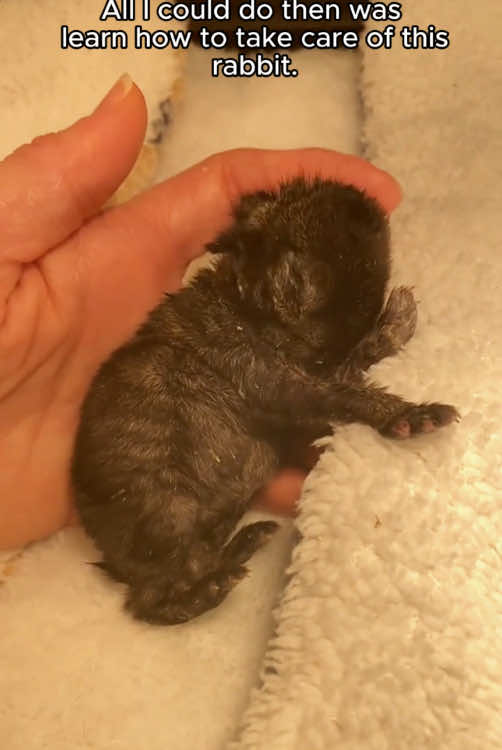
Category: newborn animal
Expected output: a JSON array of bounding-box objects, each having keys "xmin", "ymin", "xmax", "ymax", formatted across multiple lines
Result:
[{"xmin": 72, "ymin": 178, "xmax": 459, "ymax": 625}]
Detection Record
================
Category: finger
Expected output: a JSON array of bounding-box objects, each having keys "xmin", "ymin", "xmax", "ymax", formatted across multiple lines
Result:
[
  {"xmin": 252, "ymin": 469, "xmax": 307, "ymax": 517},
  {"xmin": 65, "ymin": 147, "xmax": 401, "ymax": 359},
  {"xmin": 217, "ymin": 147, "xmax": 402, "ymax": 216},
  {"xmin": 170, "ymin": 147, "xmax": 401, "ymax": 258},
  {"xmin": 77, "ymin": 146, "xmax": 401, "ymax": 305},
  {"xmin": 0, "ymin": 74, "xmax": 147, "ymax": 264}
]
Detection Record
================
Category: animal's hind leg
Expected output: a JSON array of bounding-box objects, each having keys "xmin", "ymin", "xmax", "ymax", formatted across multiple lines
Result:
[
  {"xmin": 124, "ymin": 441, "xmax": 281, "ymax": 625},
  {"xmin": 172, "ymin": 521, "xmax": 280, "ymax": 620},
  {"xmin": 124, "ymin": 577, "xmax": 213, "ymax": 625},
  {"xmin": 125, "ymin": 570, "xmax": 238, "ymax": 625},
  {"xmin": 124, "ymin": 520, "xmax": 280, "ymax": 625}
]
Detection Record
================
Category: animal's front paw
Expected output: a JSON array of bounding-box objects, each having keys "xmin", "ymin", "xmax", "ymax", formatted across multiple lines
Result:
[
  {"xmin": 380, "ymin": 403, "xmax": 460, "ymax": 439},
  {"xmin": 377, "ymin": 286, "xmax": 418, "ymax": 355}
]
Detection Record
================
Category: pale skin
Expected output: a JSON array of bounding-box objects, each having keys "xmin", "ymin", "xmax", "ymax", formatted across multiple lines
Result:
[{"xmin": 0, "ymin": 74, "xmax": 401, "ymax": 550}]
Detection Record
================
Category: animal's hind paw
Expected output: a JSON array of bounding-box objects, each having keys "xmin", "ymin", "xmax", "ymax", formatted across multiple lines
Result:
[{"xmin": 124, "ymin": 521, "xmax": 279, "ymax": 626}]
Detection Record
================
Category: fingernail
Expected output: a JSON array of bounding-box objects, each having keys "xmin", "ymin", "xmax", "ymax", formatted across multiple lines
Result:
[{"xmin": 94, "ymin": 73, "xmax": 134, "ymax": 113}]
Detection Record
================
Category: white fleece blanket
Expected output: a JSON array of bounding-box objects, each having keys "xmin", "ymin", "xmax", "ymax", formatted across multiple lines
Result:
[
  {"xmin": 0, "ymin": 0, "xmax": 185, "ymax": 157},
  {"xmin": 231, "ymin": 2, "xmax": 502, "ymax": 749}
]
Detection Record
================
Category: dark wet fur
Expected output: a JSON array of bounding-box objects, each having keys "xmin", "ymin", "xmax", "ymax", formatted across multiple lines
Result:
[{"xmin": 72, "ymin": 178, "xmax": 459, "ymax": 625}]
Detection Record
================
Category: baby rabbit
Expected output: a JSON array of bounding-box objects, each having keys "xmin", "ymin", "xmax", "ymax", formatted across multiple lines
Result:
[{"xmin": 72, "ymin": 178, "xmax": 459, "ymax": 625}]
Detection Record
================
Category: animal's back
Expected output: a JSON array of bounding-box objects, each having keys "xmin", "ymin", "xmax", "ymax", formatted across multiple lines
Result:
[{"xmin": 72, "ymin": 292, "xmax": 279, "ymax": 623}]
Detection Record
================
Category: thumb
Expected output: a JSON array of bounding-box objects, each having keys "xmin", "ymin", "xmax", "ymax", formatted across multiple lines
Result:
[{"xmin": 0, "ymin": 74, "xmax": 147, "ymax": 265}]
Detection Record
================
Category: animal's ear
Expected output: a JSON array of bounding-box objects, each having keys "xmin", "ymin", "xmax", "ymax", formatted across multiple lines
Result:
[
  {"xmin": 233, "ymin": 190, "xmax": 276, "ymax": 228},
  {"xmin": 206, "ymin": 225, "xmax": 245, "ymax": 254},
  {"xmin": 206, "ymin": 190, "xmax": 276, "ymax": 254}
]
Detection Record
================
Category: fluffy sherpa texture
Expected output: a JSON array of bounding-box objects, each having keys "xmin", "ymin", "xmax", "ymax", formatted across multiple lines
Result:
[
  {"xmin": 0, "ymin": 0, "xmax": 186, "ymax": 155},
  {"xmin": 230, "ymin": 3, "xmax": 502, "ymax": 749},
  {"xmin": 0, "ymin": 0, "xmax": 186, "ymax": 205},
  {"xmin": 0, "ymin": 19, "xmax": 362, "ymax": 750}
]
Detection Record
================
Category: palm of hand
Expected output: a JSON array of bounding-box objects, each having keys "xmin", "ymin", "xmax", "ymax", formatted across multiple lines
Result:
[{"xmin": 0, "ymin": 76, "xmax": 400, "ymax": 548}]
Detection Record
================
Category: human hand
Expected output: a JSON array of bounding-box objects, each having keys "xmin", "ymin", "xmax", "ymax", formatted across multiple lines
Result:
[{"xmin": 0, "ymin": 74, "xmax": 401, "ymax": 548}]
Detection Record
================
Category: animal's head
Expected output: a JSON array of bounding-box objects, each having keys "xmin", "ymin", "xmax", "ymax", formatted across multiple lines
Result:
[{"xmin": 208, "ymin": 178, "xmax": 391, "ymax": 361}]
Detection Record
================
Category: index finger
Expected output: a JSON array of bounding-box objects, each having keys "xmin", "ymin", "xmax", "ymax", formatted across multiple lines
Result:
[
  {"xmin": 217, "ymin": 147, "xmax": 402, "ymax": 215},
  {"xmin": 104, "ymin": 147, "xmax": 401, "ymax": 273}
]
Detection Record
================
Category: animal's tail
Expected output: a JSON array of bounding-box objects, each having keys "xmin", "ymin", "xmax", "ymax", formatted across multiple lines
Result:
[{"xmin": 123, "ymin": 520, "xmax": 279, "ymax": 625}]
